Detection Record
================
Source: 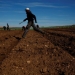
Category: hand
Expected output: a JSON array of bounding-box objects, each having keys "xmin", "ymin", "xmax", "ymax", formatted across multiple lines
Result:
[
  {"xmin": 35, "ymin": 21, "xmax": 37, "ymax": 23},
  {"xmin": 23, "ymin": 19, "xmax": 26, "ymax": 22},
  {"xmin": 23, "ymin": 20, "xmax": 25, "ymax": 22}
]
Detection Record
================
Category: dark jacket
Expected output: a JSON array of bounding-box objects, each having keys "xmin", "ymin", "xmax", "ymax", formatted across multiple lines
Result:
[{"xmin": 23, "ymin": 11, "xmax": 37, "ymax": 23}]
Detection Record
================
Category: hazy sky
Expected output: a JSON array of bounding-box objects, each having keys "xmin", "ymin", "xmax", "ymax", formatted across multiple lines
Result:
[{"xmin": 0, "ymin": 0, "xmax": 75, "ymax": 27}]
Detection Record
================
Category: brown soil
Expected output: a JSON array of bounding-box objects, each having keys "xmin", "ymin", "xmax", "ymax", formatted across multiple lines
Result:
[{"xmin": 0, "ymin": 28, "xmax": 75, "ymax": 75}]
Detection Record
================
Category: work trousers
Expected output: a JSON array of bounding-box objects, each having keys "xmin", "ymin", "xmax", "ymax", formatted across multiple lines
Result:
[{"xmin": 22, "ymin": 21, "xmax": 44, "ymax": 38}]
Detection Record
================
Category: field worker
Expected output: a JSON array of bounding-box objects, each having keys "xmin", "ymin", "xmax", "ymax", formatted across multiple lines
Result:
[
  {"xmin": 3, "ymin": 26, "xmax": 6, "ymax": 30},
  {"xmin": 22, "ymin": 8, "xmax": 44, "ymax": 38},
  {"xmin": 7, "ymin": 23, "xmax": 10, "ymax": 30}
]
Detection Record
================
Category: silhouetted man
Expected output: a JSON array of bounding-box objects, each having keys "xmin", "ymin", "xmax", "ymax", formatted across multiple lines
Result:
[
  {"xmin": 7, "ymin": 23, "xmax": 10, "ymax": 30},
  {"xmin": 22, "ymin": 8, "xmax": 44, "ymax": 38},
  {"xmin": 3, "ymin": 26, "xmax": 6, "ymax": 30}
]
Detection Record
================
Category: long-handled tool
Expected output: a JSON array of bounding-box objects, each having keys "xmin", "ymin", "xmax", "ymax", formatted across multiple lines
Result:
[{"xmin": 19, "ymin": 21, "xmax": 23, "ymax": 24}]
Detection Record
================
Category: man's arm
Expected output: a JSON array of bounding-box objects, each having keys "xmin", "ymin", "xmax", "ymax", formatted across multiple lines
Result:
[
  {"xmin": 23, "ymin": 18, "xmax": 28, "ymax": 22},
  {"xmin": 32, "ymin": 14, "xmax": 37, "ymax": 23}
]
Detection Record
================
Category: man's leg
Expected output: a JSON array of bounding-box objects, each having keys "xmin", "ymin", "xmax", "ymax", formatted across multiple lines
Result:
[
  {"xmin": 32, "ymin": 23, "xmax": 44, "ymax": 34},
  {"xmin": 22, "ymin": 22, "xmax": 32, "ymax": 38}
]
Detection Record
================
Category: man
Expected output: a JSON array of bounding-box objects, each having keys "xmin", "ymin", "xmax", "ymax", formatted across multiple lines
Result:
[
  {"xmin": 22, "ymin": 8, "xmax": 44, "ymax": 38},
  {"xmin": 7, "ymin": 23, "xmax": 10, "ymax": 30},
  {"xmin": 3, "ymin": 26, "xmax": 6, "ymax": 30}
]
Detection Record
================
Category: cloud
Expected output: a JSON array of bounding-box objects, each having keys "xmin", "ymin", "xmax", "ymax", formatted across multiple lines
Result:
[
  {"xmin": 0, "ymin": 0, "xmax": 3, "ymax": 2},
  {"xmin": 0, "ymin": 10, "xmax": 24, "ymax": 13},
  {"xmin": 0, "ymin": 1, "xmax": 13, "ymax": 9},
  {"xmin": 14, "ymin": 11, "xmax": 24, "ymax": 13},
  {"xmin": 0, "ymin": 11, "xmax": 9, "ymax": 12},
  {"xmin": 58, "ymin": 15, "xmax": 68, "ymax": 16},
  {"xmin": 0, "ymin": 4, "xmax": 12, "ymax": 9},
  {"xmin": 6, "ymin": 19, "xmax": 22, "ymax": 22},
  {"xmin": 15, "ymin": 2, "xmax": 68, "ymax": 8}
]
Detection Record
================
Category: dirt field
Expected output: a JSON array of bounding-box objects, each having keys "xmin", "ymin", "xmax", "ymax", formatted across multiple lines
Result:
[{"xmin": 0, "ymin": 28, "xmax": 75, "ymax": 75}]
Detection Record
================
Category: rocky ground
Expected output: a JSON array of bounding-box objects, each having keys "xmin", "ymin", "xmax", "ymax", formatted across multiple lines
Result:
[{"xmin": 0, "ymin": 28, "xmax": 75, "ymax": 75}]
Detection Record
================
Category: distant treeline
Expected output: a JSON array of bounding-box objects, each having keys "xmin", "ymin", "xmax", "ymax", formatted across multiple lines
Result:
[
  {"xmin": 0, "ymin": 24, "xmax": 75, "ymax": 30},
  {"xmin": 41, "ymin": 24, "xmax": 75, "ymax": 29}
]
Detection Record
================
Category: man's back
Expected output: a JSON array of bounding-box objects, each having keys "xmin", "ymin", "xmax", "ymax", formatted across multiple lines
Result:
[{"xmin": 26, "ymin": 11, "xmax": 36, "ymax": 23}]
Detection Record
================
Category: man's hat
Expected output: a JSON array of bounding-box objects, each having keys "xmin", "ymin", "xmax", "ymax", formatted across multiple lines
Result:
[{"xmin": 25, "ymin": 8, "xmax": 30, "ymax": 10}]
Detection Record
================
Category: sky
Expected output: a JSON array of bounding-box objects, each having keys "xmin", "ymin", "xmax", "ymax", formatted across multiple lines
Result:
[{"xmin": 0, "ymin": 0, "xmax": 75, "ymax": 27}]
